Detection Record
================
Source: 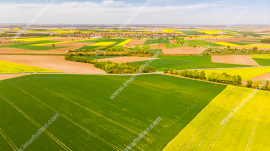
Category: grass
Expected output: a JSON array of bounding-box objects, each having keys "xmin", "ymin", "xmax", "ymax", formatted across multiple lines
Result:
[
  {"xmin": 251, "ymin": 58, "xmax": 270, "ymax": 66},
  {"xmin": 144, "ymin": 39, "xmax": 170, "ymax": 44},
  {"xmin": 0, "ymin": 74, "xmax": 226, "ymax": 151},
  {"xmin": 250, "ymin": 55, "xmax": 270, "ymax": 66},
  {"xmin": 164, "ymin": 86, "xmax": 270, "ymax": 151},
  {"xmin": 185, "ymin": 40, "xmax": 223, "ymax": 47},
  {"xmin": 180, "ymin": 30, "xmax": 202, "ymax": 35},
  {"xmin": 165, "ymin": 43, "xmax": 172, "ymax": 48},
  {"xmin": 0, "ymin": 60, "xmax": 61, "ymax": 74},
  {"xmin": 204, "ymin": 67, "xmax": 270, "ymax": 81},
  {"xmin": 0, "ymin": 40, "xmax": 67, "ymax": 51},
  {"xmin": 134, "ymin": 56, "xmax": 251, "ymax": 71},
  {"xmin": 171, "ymin": 40, "xmax": 223, "ymax": 48},
  {"xmin": 146, "ymin": 49, "xmax": 162, "ymax": 54},
  {"xmin": 142, "ymin": 44, "xmax": 150, "ymax": 49}
]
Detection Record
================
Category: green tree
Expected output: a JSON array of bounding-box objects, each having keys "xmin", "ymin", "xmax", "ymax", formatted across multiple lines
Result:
[
  {"xmin": 200, "ymin": 70, "xmax": 206, "ymax": 80},
  {"xmin": 246, "ymin": 80, "xmax": 253, "ymax": 88},
  {"xmin": 162, "ymin": 68, "xmax": 169, "ymax": 73}
]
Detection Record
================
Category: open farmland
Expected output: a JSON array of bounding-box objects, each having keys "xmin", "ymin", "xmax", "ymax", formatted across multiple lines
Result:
[
  {"xmin": 134, "ymin": 56, "xmax": 251, "ymax": 71},
  {"xmin": 204, "ymin": 67, "xmax": 270, "ymax": 81},
  {"xmin": 0, "ymin": 60, "xmax": 60, "ymax": 74},
  {"xmin": 164, "ymin": 86, "xmax": 270, "ymax": 151},
  {"xmin": 0, "ymin": 74, "xmax": 226, "ymax": 150}
]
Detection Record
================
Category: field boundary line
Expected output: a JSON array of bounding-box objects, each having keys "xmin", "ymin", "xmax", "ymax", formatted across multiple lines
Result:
[
  {"xmin": 245, "ymin": 94, "xmax": 265, "ymax": 151},
  {"xmin": 0, "ymin": 94, "xmax": 71, "ymax": 151},
  {"xmin": 0, "ymin": 128, "xmax": 18, "ymax": 151},
  {"xmin": 206, "ymin": 91, "xmax": 245, "ymax": 151},
  {"xmin": 180, "ymin": 87, "xmax": 237, "ymax": 151},
  {"xmin": 8, "ymin": 81, "xmax": 121, "ymax": 151}
]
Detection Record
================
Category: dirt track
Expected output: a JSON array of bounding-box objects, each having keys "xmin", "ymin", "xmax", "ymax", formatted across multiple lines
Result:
[
  {"xmin": 0, "ymin": 55, "xmax": 106, "ymax": 74},
  {"xmin": 212, "ymin": 55, "xmax": 260, "ymax": 66}
]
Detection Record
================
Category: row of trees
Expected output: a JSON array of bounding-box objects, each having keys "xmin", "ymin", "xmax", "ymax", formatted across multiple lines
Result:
[
  {"xmin": 261, "ymin": 38, "xmax": 270, "ymax": 43},
  {"xmin": 246, "ymin": 80, "xmax": 270, "ymax": 90},
  {"xmin": 65, "ymin": 55, "xmax": 155, "ymax": 74},
  {"xmin": 0, "ymin": 40, "xmax": 25, "ymax": 44},
  {"xmin": 207, "ymin": 72, "xmax": 242, "ymax": 86},
  {"xmin": 163, "ymin": 68, "xmax": 242, "ymax": 86},
  {"xmin": 163, "ymin": 68, "xmax": 206, "ymax": 80},
  {"xmin": 202, "ymin": 47, "xmax": 270, "ymax": 55}
]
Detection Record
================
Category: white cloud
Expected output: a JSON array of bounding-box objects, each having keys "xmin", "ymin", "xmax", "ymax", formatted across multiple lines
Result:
[{"xmin": 0, "ymin": 1, "xmax": 268, "ymax": 24}]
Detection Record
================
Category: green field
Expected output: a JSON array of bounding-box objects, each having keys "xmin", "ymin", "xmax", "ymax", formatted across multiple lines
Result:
[
  {"xmin": 146, "ymin": 49, "xmax": 162, "ymax": 54},
  {"xmin": 251, "ymin": 55, "xmax": 270, "ymax": 66},
  {"xmin": 164, "ymin": 86, "xmax": 270, "ymax": 151},
  {"xmin": 181, "ymin": 30, "xmax": 202, "ymax": 35},
  {"xmin": 144, "ymin": 39, "xmax": 170, "ymax": 44},
  {"xmin": 134, "ymin": 56, "xmax": 251, "ymax": 71},
  {"xmin": 0, "ymin": 40, "xmax": 67, "ymax": 51},
  {"xmin": 0, "ymin": 60, "xmax": 61, "ymax": 74},
  {"xmin": 252, "ymin": 58, "xmax": 270, "ymax": 66},
  {"xmin": 0, "ymin": 74, "xmax": 226, "ymax": 150}
]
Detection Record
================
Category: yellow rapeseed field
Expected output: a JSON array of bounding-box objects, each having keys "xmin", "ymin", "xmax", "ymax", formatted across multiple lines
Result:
[
  {"xmin": 214, "ymin": 42, "xmax": 270, "ymax": 48},
  {"xmin": 203, "ymin": 67, "xmax": 270, "ymax": 81},
  {"xmin": 116, "ymin": 39, "xmax": 132, "ymax": 46},
  {"xmin": 0, "ymin": 60, "xmax": 61, "ymax": 74},
  {"xmin": 164, "ymin": 86, "xmax": 270, "ymax": 151},
  {"xmin": 90, "ymin": 42, "xmax": 116, "ymax": 46}
]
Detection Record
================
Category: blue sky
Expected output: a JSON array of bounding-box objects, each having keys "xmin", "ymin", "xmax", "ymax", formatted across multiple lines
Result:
[{"xmin": 0, "ymin": 0, "xmax": 269, "ymax": 24}]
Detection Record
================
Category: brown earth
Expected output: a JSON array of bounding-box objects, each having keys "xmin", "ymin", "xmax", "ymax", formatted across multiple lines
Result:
[
  {"xmin": 170, "ymin": 40, "xmax": 177, "ymax": 44},
  {"xmin": 162, "ymin": 47, "xmax": 205, "ymax": 55},
  {"xmin": 0, "ymin": 55, "xmax": 106, "ymax": 74},
  {"xmin": 127, "ymin": 40, "xmax": 146, "ymax": 45},
  {"xmin": 150, "ymin": 44, "xmax": 158, "ymax": 49},
  {"xmin": 242, "ymin": 72, "xmax": 270, "ymax": 85},
  {"xmin": 150, "ymin": 43, "xmax": 166, "ymax": 49},
  {"xmin": 0, "ymin": 74, "xmax": 29, "ymax": 81},
  {"xmin": 157, "ymin": 43, "xmax": 166, "ymax": 49},
  {"xmin": 97, "ymin": 57, "xmax": 159, "ymax": 63},
  {"xmin": 212, "ymin": 55, "xmax": 259, "ymax": 66}
]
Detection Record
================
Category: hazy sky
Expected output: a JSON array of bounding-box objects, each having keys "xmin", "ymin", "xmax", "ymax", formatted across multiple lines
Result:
[{"xmin": 0, "ymin": 0, "xmax": 269, "ymax": 24}]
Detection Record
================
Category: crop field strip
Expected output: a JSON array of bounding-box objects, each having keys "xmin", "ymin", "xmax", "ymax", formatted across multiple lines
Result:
[
  {"xmin": 164, "ymin": 86, "xmax": 270, "ymax": 151},
  {"xmin": 250, "ymin": 55, "xmax": 270, "ymax": 66},
  {"xmin": 204, "ymin": 67, "xmax": 270, "ymax": 81},
  {"xmin": 134, "ymin": 56, "xmax": 251, "ymax": 71},
  {"xmin": 0, "ymin": 60, "xmax": 61, "ymax": 74},
  {"xmin": 0, "ymin": 74, "xmax": 226, "ymax": 150}
]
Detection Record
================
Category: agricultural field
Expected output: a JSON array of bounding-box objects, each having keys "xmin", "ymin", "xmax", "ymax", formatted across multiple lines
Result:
[
  {"xmin": 0, "ymin": 60, "xmax": 60, "ymax": 74},
  {"xmin": 164, "ymin": 86, "xmax": 270, "ymax": 151},
  {"xmin": 1, "ymin": 24, "xmax": 270, "ymax": 151},
  {"xmin": 204, "ymin": 67, "xmax": 270, "ymax": 81},
  {"xmin": 134, "ymin": 56, "xmax": 251, "ymax": 71},
  {"xmin": 0, "ymin": 74, "xmax": 226, "ymax": 150},
  {"xmin": 250, "ymin": 54, "xmax": 270, "ymax": 66},
  {"xmin": 214, "ymin": 42, "xmax": 270, "ymax": 49}
]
